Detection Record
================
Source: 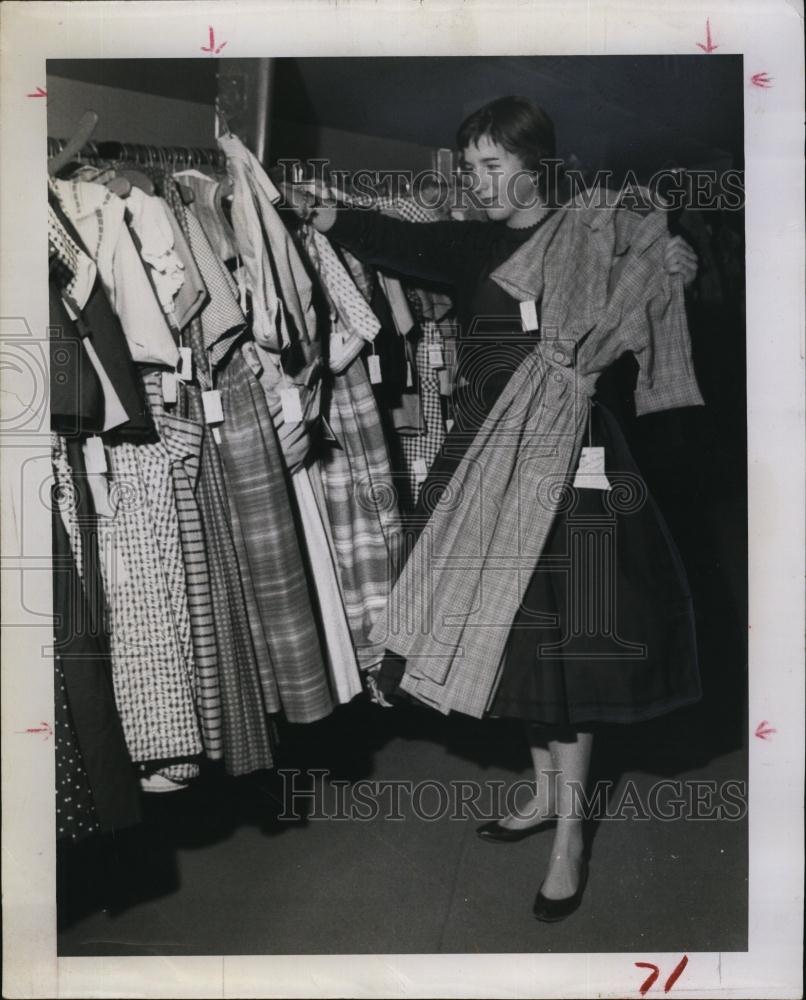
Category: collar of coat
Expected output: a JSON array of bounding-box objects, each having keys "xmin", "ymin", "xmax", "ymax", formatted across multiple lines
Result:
[{"xmin": 489, "ymin": 187, "xmax": 670, "ymax": 303}]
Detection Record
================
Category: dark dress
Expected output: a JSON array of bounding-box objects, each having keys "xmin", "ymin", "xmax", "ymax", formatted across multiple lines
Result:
[{"xmin": 327, "ymin": 207, "xmax": 701, "ymax": 726}]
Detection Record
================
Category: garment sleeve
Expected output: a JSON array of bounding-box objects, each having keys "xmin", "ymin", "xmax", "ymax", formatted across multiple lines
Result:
[
  {"xmin": 326, "ymin": 207, "xmax": 482, "ymax": 287},
  {"xmin": 633, "ymin": 273, "xmax": 705, "ymax": 416}
]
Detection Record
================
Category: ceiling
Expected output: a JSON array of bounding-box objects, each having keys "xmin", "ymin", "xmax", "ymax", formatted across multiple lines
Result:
[{"xmin": 48, "ymin": 55, "xmax": 743, "ymax": 175}]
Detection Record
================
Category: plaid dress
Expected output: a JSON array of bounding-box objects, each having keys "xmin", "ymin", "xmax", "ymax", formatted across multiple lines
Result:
[
  {"xmin": 299, "ymin": 230, "xmax": 405, "ymax": 671},
  {"xmin": 369, "ymin": 200, "xmax": 705, "ymax": 718}
]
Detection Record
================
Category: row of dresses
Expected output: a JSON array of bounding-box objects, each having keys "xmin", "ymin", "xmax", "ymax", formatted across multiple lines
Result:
[{"xmin": 49, "ymin": 134, "xmax": 439, "ymax": 841}]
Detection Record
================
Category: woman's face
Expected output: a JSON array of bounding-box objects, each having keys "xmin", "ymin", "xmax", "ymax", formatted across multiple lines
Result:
[{"xmin": 458, "ymin": 135, "xmax": 537, "ymax": 222}]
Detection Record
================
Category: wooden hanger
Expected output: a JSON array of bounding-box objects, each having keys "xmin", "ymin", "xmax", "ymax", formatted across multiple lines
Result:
[{"xmin": 48, "ymin": 111, "xmax": 99, "ymax": 177}]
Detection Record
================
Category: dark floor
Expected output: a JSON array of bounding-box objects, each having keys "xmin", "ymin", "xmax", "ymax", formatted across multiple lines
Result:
[{"xmin": 57, "ymin": 686, "xmax": 748, "ymax": 956}]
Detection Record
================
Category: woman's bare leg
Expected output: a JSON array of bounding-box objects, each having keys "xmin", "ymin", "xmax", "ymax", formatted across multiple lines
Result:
[
  {"xmin": 538, "ymin": 728, "xmax": 593, "ymax": 898},
  {"xmin": 498, "ymin": 721, "xmax": 558, "ymax": 830}
]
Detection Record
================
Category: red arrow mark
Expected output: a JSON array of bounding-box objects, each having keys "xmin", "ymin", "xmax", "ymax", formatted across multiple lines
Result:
[
  {"xmin": 751, "ymin": 72, "xmax": 773, "ymax": 88},
  {"xmin": 201, "ymin": 26, "xmax": 227, "ymax": 55},
  {"xmin": 664, "ymin": 955, "xmax": 689, "ymax": 992},
  {"xmin": 16, "ymin": 721, "xmax": 53, "ymax": 741},
  {"xmin": 27, "ymin": 87, "xmax": 47, "ymax": 98},
  {"xmin": 755, "ymin": 720, "xmax": 777, "ymax": 740},
  {"xmin": 696, "ymin": 18, "xmax": 719, "ymax": 53},
  {"xmin": 635, "ymin": 963, "xmax": 660, "ymax": 997}
]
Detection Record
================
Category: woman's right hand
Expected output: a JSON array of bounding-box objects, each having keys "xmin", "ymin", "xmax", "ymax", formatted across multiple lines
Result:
[{"xmin": 279, "ymin": 180, "xmax": 337, "ymax": 232}]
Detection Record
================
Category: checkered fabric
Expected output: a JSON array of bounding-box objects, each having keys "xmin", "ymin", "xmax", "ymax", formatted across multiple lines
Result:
[
  {"xmin": 371, "ymin": 200, "xmax": 705, "ymax": 718},
  {"xmin": 318, "ymin": 357, "xmax": 405, "ymax": 670},
  {"xmin": 297, "ymin": 230, "xmax": 405, "ymax": 670},
  {"xmin": 217, "ymin": 341, "xmax": 333, "ymax": 723},
  {"xmin": 161, "ymin": 177, "xmax": 277, "ymax": 774},
  {"xmin": 142, "ymin": 370, "xmax": 222, "ymax": 760},
  {"xmin": 400, "ymin": 321, "xmax": 447, "ymax": 503}
]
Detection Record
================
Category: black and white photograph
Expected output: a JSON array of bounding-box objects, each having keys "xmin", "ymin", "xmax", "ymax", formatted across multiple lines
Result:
[{"xmin": 1, "ymin": 2, "xmax": 803, "ymax": 998}]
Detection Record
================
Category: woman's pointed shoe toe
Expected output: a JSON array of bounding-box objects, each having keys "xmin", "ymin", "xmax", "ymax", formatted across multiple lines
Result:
[{"xmin": 532, "ymin": 857, "xmax": 589, "ymax": 922}]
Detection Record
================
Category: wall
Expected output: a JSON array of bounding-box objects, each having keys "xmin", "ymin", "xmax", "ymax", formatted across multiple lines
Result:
[
  {"xmin": 269, "ymin": 118, "xmax": 433, "ymax": 175},
  {"xmin": 46, "ymin": 75, "xmax": 215, "ymax": 147}
]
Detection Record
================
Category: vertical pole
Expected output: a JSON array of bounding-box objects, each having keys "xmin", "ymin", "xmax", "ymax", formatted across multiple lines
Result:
[{"xmin": 253, "ymin": 58, "xmax": 273, "ymax": 164}]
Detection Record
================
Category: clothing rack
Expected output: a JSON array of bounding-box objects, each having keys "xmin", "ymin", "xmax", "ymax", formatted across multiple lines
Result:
[{"xmin": 46, "ymin": 135, "xmax": 226, "ymax": 170}]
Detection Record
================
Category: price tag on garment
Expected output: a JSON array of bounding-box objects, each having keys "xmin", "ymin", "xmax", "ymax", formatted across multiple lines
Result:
[
  {"xmin": 572, "ymin": 447, "xmax": 611, "ymax": 491},
  {"xmin": 445, "ymin": 418, "xmax": 455, "ymax": 433},
  {"xmin": 428, "ymin": 342, "xmax": 445, "ymax": 369},
  {"xmin": 519, "ymin": 299, "xmax": 539, "ymax": 332},
  {"xmin": 368, "ymin": 354, "xmax": 382, "ymax": 384},
  {"xmin": 281, "ymin": 386, "xmax": 304, "ymax": 425},
  {"xmin": 212, "ymin": 427, "xmax": 222, "ymax": 445},
  {"xmin": 406, "ymin": 360, "xmax": 414, "ymax": 388},
  {"xmin": 201, "ymin": 389, "xmax": 224, "ymax": 425},
  {"xmin": 412, "ymin": 458, "xmax": 428, "ymax": 484},
  {"xmin": 161, "ymin": 370, "xmax": 178, "ymax": 405},
  {"xmin": 178, "ymin": 346, "xmax": 193, "ymax": 382},
  {"xmin": 84, "ymin": 435, "xmax": 108, "ymax": 475}
]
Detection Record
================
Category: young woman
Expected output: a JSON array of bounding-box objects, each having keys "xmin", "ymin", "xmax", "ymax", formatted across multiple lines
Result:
[{"xmin": 283, "ymin": 96, "xmax": 700, "ymax": 921}]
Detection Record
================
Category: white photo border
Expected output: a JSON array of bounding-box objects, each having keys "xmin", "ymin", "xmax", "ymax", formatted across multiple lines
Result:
[{"xmin": 1, "ymin": 1, "xmax": 803, "ymax": 997}]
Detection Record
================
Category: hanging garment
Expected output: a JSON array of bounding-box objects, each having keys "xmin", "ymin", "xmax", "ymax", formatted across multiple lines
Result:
[
  {"xmin": 161, "ymin": 177, "xmax": 275, "ymax": 774},
  {"xmin": 299, "ymin": 227, "xmax": 405, "ymax": 670},
  {"xmin": 400, "ymin": 321, "xmax": 447, "ymax": 504},
  {"xmin": 49, "ymin": 274, "xmax": 105, "ymax": 436},
  {"xmin": 217, "ymin": 340, "xmax": 334, "ymax": 722},
  {"xmin": 51, "ymin": 437, "xmax": 142, "ymax": 838},
  {"xmin": 51, "ymin": 177, "xmax": 179, "ymax": 367},
  {"xmin": 140, "ymin": 371, "xmax": 222, "ymax": 760},
  {"xmin": 124, "ymin": 188, "xmax": 188, "ymax": 320},
  {"xmin": 49, "ymin": 192, "xmax": 151, "ymax": 435},
  {"xmin": 251, "ymin": 340, "xmax": 362, "ymax": 704},
  {"xmin": 366, "ymin": 199, "xmax": 704, "ymax": 718},
  {"xmin": 319, "ymin": 357, "xmax": 405, "ymax": 670},
  {"xmin": 217, "ymin": 134, "xmax": 321, "ymax": 386},
  {"xmin": 172, "ymin": 169, "xmax": 238, "ymax": 262},
  {"xmin": 75, "ymin": 422, "xmax": 203, "ymax": 763}
]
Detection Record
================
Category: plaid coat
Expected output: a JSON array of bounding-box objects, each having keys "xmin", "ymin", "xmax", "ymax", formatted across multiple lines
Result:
[{"xmin": 369, "ymin": 199, "xmax": 704, "ymax": 718}]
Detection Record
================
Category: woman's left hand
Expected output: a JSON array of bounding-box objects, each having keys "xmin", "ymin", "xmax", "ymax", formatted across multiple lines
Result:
[{"xmin": 664, "ymin": 235, "xmax": 699, "ymax": 288}]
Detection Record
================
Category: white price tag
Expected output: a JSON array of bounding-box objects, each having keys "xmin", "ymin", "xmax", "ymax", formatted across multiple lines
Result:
[
  {"xmin": 445, "ymin": 418, "xmax": 455, "ymax": 433},
  {"xmin": 368, "ymin": 354, "xmax": 382, "ymax": 384},
  {"xmin": 428, "ymin": 343, "xmax": 445, "ymax": 369},
  {"xmin": 178, "ymin": 346, "xmax": 193, "ymax": 382},
  {"xmin": 572, "ymin": 446, "xmax": 611, "ymax": 491},
  {"xmin": 412, "ymin": 458, "xmax": 428, "ymax": 483},
  {"xmin": 84, "ymin": 435, "xmax": 108, "ymax": 475},
  {"xmin": 519, "ymin": 299, "xmax": 539, "ymax": 332},
  {"xmin": 406, "ymin": 360, "xmax": 414, "ymax": 388},
  {"xmin": 202, "ymin": 389, "xmax": 224, "ymax": 425},
  {"xmin": 161, "ymin": 371, "xmax": 178, "ymax": 405},
  {"xmin": 281, "ymin": 386, "xmax": 303, "ymax": 424}
]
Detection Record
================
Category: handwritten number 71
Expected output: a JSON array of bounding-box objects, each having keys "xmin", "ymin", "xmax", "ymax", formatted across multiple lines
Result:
[{"xmin": 635, "ymin": 955, "xmax": 689, "ymax": 996}]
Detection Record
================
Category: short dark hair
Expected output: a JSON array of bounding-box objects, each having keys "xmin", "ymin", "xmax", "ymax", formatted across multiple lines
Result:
[{"xmin": 456, "ymin": 96, "xmax": 556, "ymax": 172}]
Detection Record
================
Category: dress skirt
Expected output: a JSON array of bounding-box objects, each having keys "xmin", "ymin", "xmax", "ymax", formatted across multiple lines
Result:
[{"xmin": 397, "ymin": 398, "xmax": 702, "ymax": 726}]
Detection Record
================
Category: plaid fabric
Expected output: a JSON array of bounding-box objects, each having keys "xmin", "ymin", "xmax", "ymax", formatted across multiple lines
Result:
[
  {"xmin": 217, "ymin": 341, "xmax": 333, "ymax": 723},
  {"xmin": 142, "ymin": 371, "xmax": 222, "ymax": 761},
  {"xmin": 162, "ymin": 178, "xmax": 277, "ymax": 774},
  {"xmin": 371, "ymin": 200, "xmax": 704, "ymax": 718},
  {"xmin": 400, "ymin": 321, "xmax": 447, "ymax": 503},
  {"xmin": 297, "ymin": 229, "xmax": 404, "ymax": 670},
  {"xmin": 319, "ymin": 358, "xmax": 405, "ymax": 669}
]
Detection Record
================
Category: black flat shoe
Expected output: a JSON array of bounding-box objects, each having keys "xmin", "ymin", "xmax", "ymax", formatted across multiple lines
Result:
[
  {"xmin": 476, "ymin": 818, "xmax": 553, "ymax": 843},
  {"xmin": 532, "ymin": 857, "xmax": 589, "ymax": 922}
]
